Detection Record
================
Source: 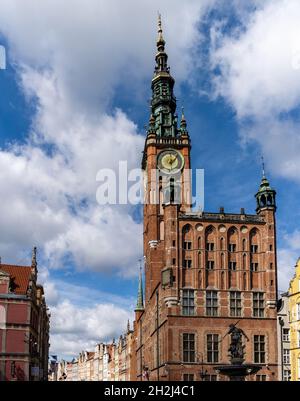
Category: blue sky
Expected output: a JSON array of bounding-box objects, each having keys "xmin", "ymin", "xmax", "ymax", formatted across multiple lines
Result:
[{"xmin": 1, "ymin": 0, "xmax": 300, "ymax": 358}]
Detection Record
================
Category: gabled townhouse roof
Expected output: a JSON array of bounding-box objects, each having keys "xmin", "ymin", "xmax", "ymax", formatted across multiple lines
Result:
[{"xmin": 0, "ymin": 264, "xmax": 32, "ymax": 295}]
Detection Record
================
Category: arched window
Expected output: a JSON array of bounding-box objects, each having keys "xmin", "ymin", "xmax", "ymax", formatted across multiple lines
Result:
[
  {"xmin": 242, "ymin": 238, "xmax": 246, "ymax": 251},
  {"xmin": 205, "ymin": 226, "xmax": 216, "ymax": 270},
  {"xmin": 205, "ymin": 226, "xmax": 216, "ymax": 251},
  {"xmin": 182, "ymin": 224, "xmax": 193, "ymax": 250},
  {"xmin": 182, "ymin": 224, "xmax": 193, "ymax": 268},
  {"xmin": 228, "ymin": 227, "xmax": 238, "ymax": 253},
  {"xmin": 220, "ymin": 237, "xmax": 225, "ymax": 250},
  {"xmin": 250, "ymin": 228, "xmax": 260, "ymax": 253}
]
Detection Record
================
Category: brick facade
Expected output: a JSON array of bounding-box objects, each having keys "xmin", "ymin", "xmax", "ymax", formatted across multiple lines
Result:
[
  {"xmin": 134, "ymin": 18, "xmax": 279, "ymax": 382},
  {"xmin": 0, "ymin": 249, "xmax": 50, "ymax": 381}
]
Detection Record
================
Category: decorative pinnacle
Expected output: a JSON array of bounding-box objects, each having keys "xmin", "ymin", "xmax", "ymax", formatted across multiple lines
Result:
[
  {"xmin": 180, "ymin": 106, "xmax": 187, "ymax": 130},
  {"xmin": 181, "ymin": 107, "xmax": 186, "ymax": 122},
  {"xmin": 31, "ymin": 246, "xmax": 37, "ymax": 268},
  {"xmin": 135, "ymin": 259, "xmax": 144, "ymax": 311}
]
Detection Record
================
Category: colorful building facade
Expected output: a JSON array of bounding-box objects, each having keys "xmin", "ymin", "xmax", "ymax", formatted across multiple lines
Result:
[
  {"xmin": 0, "ymin": 248, "xmax": 50, "ymax": 381},
  {"xmin": 288, "ymin": 258, "xmax": 300, "ymax": 381}
]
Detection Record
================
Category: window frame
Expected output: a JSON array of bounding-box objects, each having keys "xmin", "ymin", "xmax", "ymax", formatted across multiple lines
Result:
[
  {"xmin": 254, "ymin": 335, "xmax": 266, "ymax": 364},
  {"xmin": 182, "ymin": 289, "xmax": 195, "ymax": 316},
  {"xmin": 206, "ymin": 291, "xmax": 218, "ymax": 316},
  {"xmin": 230, "ymin": 291, "xmax": 242, "ymax": 317},
  {"xmin": 182, "ymin": 333, "xmax": 195, "ymax": 363},
  {"xmin": 253, "ymin": 292, "xmax": 265, "ymax": 318},
  {"xmin": 206, "ymin": 334, "xmax": 219, "ymax": 363}
]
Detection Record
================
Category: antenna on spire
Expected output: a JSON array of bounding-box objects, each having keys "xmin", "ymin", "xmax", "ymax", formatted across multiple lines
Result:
[
  {"xmin": 261, "ymin": 156, "xmax": 266, "ymax": 177},
  {"xmin": 158, "ymin": 11, "xmax": 162, "ymax": 32}
]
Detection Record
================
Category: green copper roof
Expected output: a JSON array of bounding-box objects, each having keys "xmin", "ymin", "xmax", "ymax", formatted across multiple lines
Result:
[
  {"xmin": 148, "ymin": 16, "xmax": 188, "ymax": 138},
  {"xmin": 257, "ymin": 175, "xmax": 273, "ymax": 193}
]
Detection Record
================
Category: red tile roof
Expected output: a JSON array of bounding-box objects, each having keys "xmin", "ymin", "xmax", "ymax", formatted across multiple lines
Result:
[{"xmin": 0, "ymin": 264, "xmax": 32, "ymax": 295}]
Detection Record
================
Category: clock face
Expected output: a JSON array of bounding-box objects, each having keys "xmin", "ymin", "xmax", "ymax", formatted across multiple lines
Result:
[{"xmin": 157, "ymin": 150, "xmax": 184, "ymax": 174}]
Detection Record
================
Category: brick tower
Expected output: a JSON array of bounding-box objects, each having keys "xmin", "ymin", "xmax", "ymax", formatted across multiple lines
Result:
[{"xmin": 134, "ymin": 17, "xmax": 278, "ymax": 382}]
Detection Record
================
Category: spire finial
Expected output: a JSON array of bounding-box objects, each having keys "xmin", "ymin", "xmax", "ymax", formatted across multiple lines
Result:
[
  {"xmin": 158, "ymin": 12, "xmax": 162, "ymax": 31},
  {"xmin": 156, "ymin": 12, "xmax": 165, "ymax": 50}
]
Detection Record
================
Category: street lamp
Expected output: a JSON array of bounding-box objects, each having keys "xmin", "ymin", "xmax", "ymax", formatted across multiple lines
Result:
[
  {"xmin": 11, "ymin": 361, "xmax": 16, "ymax": 380},
  {"xmin": 197, "ymin": 353, "xmax": 208, "ymax": 381}
]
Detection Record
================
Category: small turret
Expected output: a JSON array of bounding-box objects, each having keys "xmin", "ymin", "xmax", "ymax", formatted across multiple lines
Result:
[{"xmin": 255, "ymin": 159, "xmax": 276, "ymax": 213}]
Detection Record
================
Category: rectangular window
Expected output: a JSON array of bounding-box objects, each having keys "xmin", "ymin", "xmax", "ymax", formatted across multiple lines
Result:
[
  {"xmin": 254, "ymin": 335, "xmax": 265, "ymax": 364},
  {"xmin": 230, "ymin": 291, "xmax": 242, "ymax": 317},
  {"xmin": 251, "ymin": 245, "xmax": 258, "ymax": 253},
  {"xmin": 253, "ymin": 292, "xmax": 264, "ymax": 317},
  {"xmin": 182, "ymin": 289, "xmax": 195, "ymax": 316},
  {"xmin": 203, "ymin": 374, "xmax": 217, "ymax": 381},
  {"xmin": 229, "ymin": 261, "xmax": 237, "ymax": 271},
  {"xmin": 282, "ymin": 328, "xmax": 290, "ymax": 342},
  {"xmin": 228, "ymin": 244, "xmax": 236, "ymax": 252},
  {"xmin": 206, "ymin": 243, "xmax": 214, "ymax": 251},
  {"xmin": 206, "ymin": 291, "xmax": 218, "ymax": 316},
  {"xmin": 283, "ymin": 370, "xmax": 290, "ymax": 381},
  {"xmin": 207, "ymin": 334, "xmax": 219, "ymax": 363},
  {"xmin": 256, "ymin": 375, "xmax": 267, "ymax": 381},
  {"xmin": 207, "ymin": 261, "xmax": 215, "ymax": 270},
  {"xmin": 183, "ymin": 259, "xmax": 192, "ymax": 269},
  {"xmin": 297, "ymin": 304, "xmax": 300, "ymax": 321},
  {"xmin": 183, "ymin": 333, "xmax": 195, "ymax": 363},
  {"xmin": 283, "ymin": 349, "xmax": 290, "ymax": 364},
  {"xmin": 183, "ymin": 241, "xmax": 192, "ymax": 250},
  {"xmin": 183, "ymin": 373, "xmax": 194, "ymax": 381},
  {"xmin": 250, "ymin": 263, "xmax": 259, "ymax": 272}
]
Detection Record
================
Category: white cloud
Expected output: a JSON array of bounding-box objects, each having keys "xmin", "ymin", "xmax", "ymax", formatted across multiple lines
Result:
[
  {"xmin": 0, "ymin": 0, "xmax": 213, "ymax": 113},
  {"xmin": 0, "ymin": 0, "xmax": 215, "ymax": 274},
  {"xmin": 209, "ymin": 0, "xmax": 300, "ymax": 182},
  {"xmin": 38, "ymin": 269, "xmax": 135, "ymax": 357},
  {"xmin": 50, "ymin": 299, "xmax": 132, "ymax": 357}
]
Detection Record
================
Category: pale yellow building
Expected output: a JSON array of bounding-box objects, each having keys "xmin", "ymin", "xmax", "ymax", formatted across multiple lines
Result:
[{"xmin": 288, "ymin": 258, "xmax": 300, "ymax": 381}]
